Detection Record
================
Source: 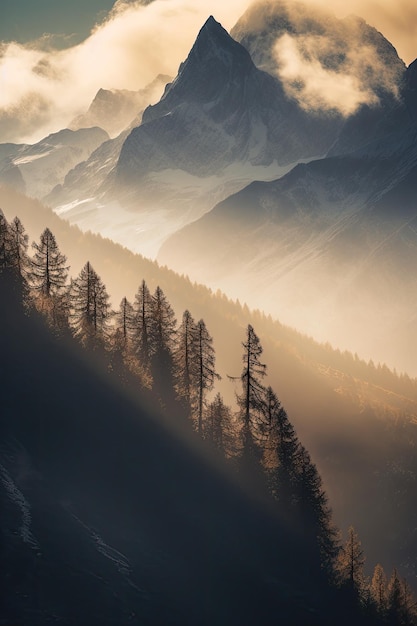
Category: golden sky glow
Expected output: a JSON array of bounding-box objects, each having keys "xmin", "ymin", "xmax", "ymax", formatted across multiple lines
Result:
[{"xmin": 0, "ymin": 0, "xmax": 415, "ymax": 143}]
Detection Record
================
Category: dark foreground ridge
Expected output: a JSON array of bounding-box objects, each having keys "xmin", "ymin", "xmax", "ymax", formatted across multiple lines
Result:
[{"xmin": 1, "ymin": 273, "xmax": 370, "ymax": 625}]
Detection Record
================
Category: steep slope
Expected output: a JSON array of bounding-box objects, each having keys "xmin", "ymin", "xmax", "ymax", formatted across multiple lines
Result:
[
  {"xmin": 0, "ymin": 275, "xmax": 350, "ymax": 626},
  {"xmin": 46, "ymin": 14, "xmax": 343, "ymax": 258},
  {"xmin": 70, "ymin": 74, "xmax": 171, "ymax": 137},
  {"xmin": 115, "ymin": 15, "xmax": 340, "ymax": 183},
  {"xmin": 158, "ymin": 56, "xmax": 417, "ymax": 375},
  {"xmin": 3, "ymin": 186, "xmax": 417, "ymax": 592},
  {"xmin": 231, "ymin": 0, "xmax": 405, "ymax": 91},
  {"xmin": 230, "ymin": 0, "xmax": 408, "ymax": 156},
  {"xmin": 0, "ymin": 127, "xmax": 109, "ymax": 199}
]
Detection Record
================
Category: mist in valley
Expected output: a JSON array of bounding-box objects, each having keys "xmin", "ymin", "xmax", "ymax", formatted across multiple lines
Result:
[
  {"xmin": 2, "ymin": 185, "xmax": 417, "ymax": 597},
  {"xmin": 2, "ymin": 0, "xmax": 417, "ymax": 622}
]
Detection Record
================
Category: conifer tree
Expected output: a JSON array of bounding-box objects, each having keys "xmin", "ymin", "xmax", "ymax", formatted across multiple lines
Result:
[
  {"xmin": 30, "ymin": 227, "xmax": 69, "ymax": 328},
  {"xmin": 204, "ymin": 393, "xmax": 234, "ymax": 456},
  {"xmin": 0, "ymin": 209, "xmax": 13, "ymax": 272},
  {"xmin": 7, "ymin": 216, "xmax": 30, "ymax": 304},
  {"xmin": 109, "ymin": 297, "xmax": 135, "ymax": 379},
  {"xmin": 149, "ymin": 286, "xmax": 177, "ymax": 406},
  {"xmin": 233, "ymin": 324, "xmax": 267, "ymax": 463},
  {"xmin": 195, "ymin": 319, "xmax": 220, "ymax": 434},
  {"xmin": 388, "ymin": 569, "xmax": 405, "ymax": 625},
  {"xmin": 113, "ymin": 297, "xmax": 135, "ymax": 351},
  {"xmin": 0, "ymin": 211, "xmax": 29, "ymax": 291},
  {"xmin": 401, "ymin": 578, "xmax": 417, "ymax": 625},
  {"xmin": 294, "ymin": 446, "xmax": 339, "ymax": 577},
  {"xmin": 8, "ymin": 217, "xmax": 29, "ymax": 281},
  {"xmin": 386, "ymin": 569, "xmax": 416, "ymax": 626},
  {"xmin": 336, "ymin": 526, "xmax": 366, "ymax": 596},
  {"xmin": 263, "ymin": 386, "xmax": 300, "ymax": 506},
  {"xmin": 370, "ymin": 563, "xmax": 387, "ymax": 616},
  {"xmin": 70, "ymin": 261, "xmax": 111, "ymax": 348},
  {"xmin": 133, "ymin": 279, "xmax": 153, "ymax": 371},
  {"xmin": 174, "ymin": 310, "xmax": 198, "ymax": 419}
]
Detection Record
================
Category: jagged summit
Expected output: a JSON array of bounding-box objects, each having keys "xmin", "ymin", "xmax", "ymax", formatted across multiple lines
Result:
[
  {"xmin": 115, "ymin": 15, "xmax": 342, "ymax": 182},
  {"xmin": 141, "ymin": 16, "xmax": 254, "ymax": 125},
  {"xmin": 189, "ymin": 14, "xmax": 250, "ymax": 63}
]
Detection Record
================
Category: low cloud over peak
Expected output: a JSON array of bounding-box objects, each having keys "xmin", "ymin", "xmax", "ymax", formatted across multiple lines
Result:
[{"xmin": 0, "ymin": 0, "xmax": 415, "ymax": 144}]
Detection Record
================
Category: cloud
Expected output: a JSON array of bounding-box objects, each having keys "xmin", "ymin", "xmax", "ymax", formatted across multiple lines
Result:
[
  {"xmin": 273, "ymin": 29, "xmax": 402, "ymax": 116},
  {"xmin": 0, "ymin": 0, "xmax": 415, "ymax": 143},
  {"xmin": 0, "ymin": 0, "xmax": 251, "ymax": 144},
  {"xmin": 309, "ymin": 0, "xmax": 417, "ymax": 66}
]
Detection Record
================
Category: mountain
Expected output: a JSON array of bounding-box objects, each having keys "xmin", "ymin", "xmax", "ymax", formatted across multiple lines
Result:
[
  {"xmin": 158, "ymin": 54, "xmax": 417, "ymax": 375},
  {"xmin": 3, "ymin": 185, "xmax": 417, "ymax": 593},
  {"xmin": 45, "ymin": 14, "xmax": 348, "ymax": 258},
  {"xmin": 70, "ymin": 74, "xmax": 171, "ymax": 137},
  {"xmin": 230, "ymin": 0, "xmax": 405, "ymax": 93},
  {"xmin": 0, "ymin": 127, "xmax": 109, "ymax": 199},
  {"xmin": 2, "ymin": 276, "xmax": 342, "ymax": 626},
  {"xmin": 115, "ymin": 15, "xmax": 342, "ymax": 183}
]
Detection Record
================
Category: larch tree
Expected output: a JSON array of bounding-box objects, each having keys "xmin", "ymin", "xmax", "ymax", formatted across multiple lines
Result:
[
  {"xmin": 204, "ymin": 393, "xmax": 234, "ymax": 456},
  {"xmin": 174, "ymin": 310, "xmax": 198, "ymax": 420},
  {"xmin": 387, "ymin": 569, "xmax": 416, "ymax": 626},
  {"xmin": 113, "ymin": 297, "xmax": 135, "ymax": 352},
  {"xmin": 0, "ymin": 209, "xmax": 11, "ymax": 271},
  {"xmin": 29, "ymin": 227, "xmax": 69, "ymax": 329},
  {"xmin": 70, "ymin": 261, "xmax": 111, "ymax": 349},
  {"xmin": 336, "ymin": 526, "xmax": 366, "ymax": 596},
  {"xmin": 195, "ymin": 319, "xmax": 220, "ymax": 434},
  {"xmin": 8, "ymin": 217, "xmax": 29, "ymax": 281},
  {"xmin": 110, "ymin": 297, "xmax": 135, "ymax": 379},
  {"xmin": 149, "ymin": 286, "xmax": 177, "ymax": 407},
  {"xmin": 370, "ymin": 563, "xmax": 387, "ymax": 616},
  {"xmin": 263, "ymin": 386, "xmax": 300, "ymax": 508},
  {"xmin": 133, "ymin": 279, "xmax": 153, "ymax": 373},
  {"xmin": 294, "ymin": 446, "xmax": 339, "ymax": 578},
  {"xmin": 233, "ymin": 324, "xmax": 267, "ymax": 464},
  {"xmin": 0, "ymin": 212, "xmax": 31, "ymax": 309}
]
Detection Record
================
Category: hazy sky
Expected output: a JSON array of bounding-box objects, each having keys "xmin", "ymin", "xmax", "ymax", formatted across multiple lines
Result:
[
  {"xmin": 1, "ymin": 0, "xmax": 416, "ymax": 144},
  {"xmin": 0, "ymin": 0, "xmax": 115, "ymax": 45}
]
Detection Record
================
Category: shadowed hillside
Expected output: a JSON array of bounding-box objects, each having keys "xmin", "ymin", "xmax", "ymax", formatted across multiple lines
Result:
[
  {"xmin": 1, "ymin": 272, "xmax": 374, "ymax": 626},
  {"xmin": 2, "ymin": 184, "xmax": 417, "ymax": 591}
]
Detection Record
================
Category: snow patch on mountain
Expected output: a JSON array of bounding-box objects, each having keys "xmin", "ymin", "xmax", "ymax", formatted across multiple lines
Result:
[
  {"xmin": 52, "ymin": 158, "xmax": 313, "ymax": 258},
  {"xmin": 0, "ymin": 127, "xmax": 109, "ymax": 199}
]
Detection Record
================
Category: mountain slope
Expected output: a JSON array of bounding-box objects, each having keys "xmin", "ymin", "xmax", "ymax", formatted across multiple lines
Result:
[
  {"xmin": 158, "ymin": 55, "xmax": 417, "ymax": 375},
  {"xmin": 2, "ymin": 186, "xmax": 417, "ymax": 592},
  {"xmin": 0, "ymin": 127, "xmax": 109, "ymax": 199},
  {"xmin": 70, "ymin": 74, "xmax": 171, "ymax": 137},
  {"xmin": 45, "ymin": 14, "xmax": 345, "ymax": 258},
  {"xmin": 1, "ymin": 274, "xmax": 351, "ymax": 626},
  {"xmin": 115, "ymin": 15, "xmax": 341, "ymax": 184},
  {"xmin": 231, "ymin": 0, "xmax": 405, "ymax": 91}
]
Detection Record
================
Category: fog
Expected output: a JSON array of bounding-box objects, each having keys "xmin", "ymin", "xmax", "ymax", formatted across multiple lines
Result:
[
  {"xmin": 2, "ymin": 184, "xmax": 417, "ymax": 593},
  {"xmin": 1, "ymin": 0, "xmax": 415, "ymax": 143}
]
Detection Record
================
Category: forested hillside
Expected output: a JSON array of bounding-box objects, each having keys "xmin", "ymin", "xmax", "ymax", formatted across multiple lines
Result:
[
  {"xmin": 1, "ymin": 208, "xmax": 416, "ymax": 625},
  {"xmin": 2, "ymin": 184, "xmax": 417, "ymax": 592}
]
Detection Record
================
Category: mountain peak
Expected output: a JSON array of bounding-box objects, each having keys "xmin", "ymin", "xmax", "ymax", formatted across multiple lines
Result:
[
  {"xmin": 141, "ymin": 16, "xmax": 254, "ymax": 126},
  {"xmin": 188, "ymin": 14, "xmax": 251, "ymax": 66}
]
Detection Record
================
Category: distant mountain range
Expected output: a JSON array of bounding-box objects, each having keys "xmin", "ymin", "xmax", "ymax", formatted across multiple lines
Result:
[
  {"xmin": 0, "ymin": 127, "xmax": 108, "ymax": 198},
  {"xmin": 158, "ymin": 50, "xmax": 417, "ymax": 373},
  {"xmin": 69, "ymin": 74, "xmax": 171, "ymax": 137}
]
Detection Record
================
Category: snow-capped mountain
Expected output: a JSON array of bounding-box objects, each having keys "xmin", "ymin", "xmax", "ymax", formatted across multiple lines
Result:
[
  {"xmin": 114, "ymin": 15, "xmax": 342, "ymax": 185},
  {"xmin": 70, "ymin": 74, "xmax": 171, "ymax": 138},
  {"xmin": 0, "ymin": 127, "xmax": 109, "ymax": 199},
  {"xmin": 1, "ymin": 5, "xmax": 414, "ymax": 282},
  {"xmin": 158, "ymin": 57, "xmax": 417, "ymax": 373},
  {"xmin": 231, "ymin": 0, "xmax": 405, "ymax": 90},
  {"xmin": 47, "ymin": 13, "xmax": 348, "ymax": 256}
]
